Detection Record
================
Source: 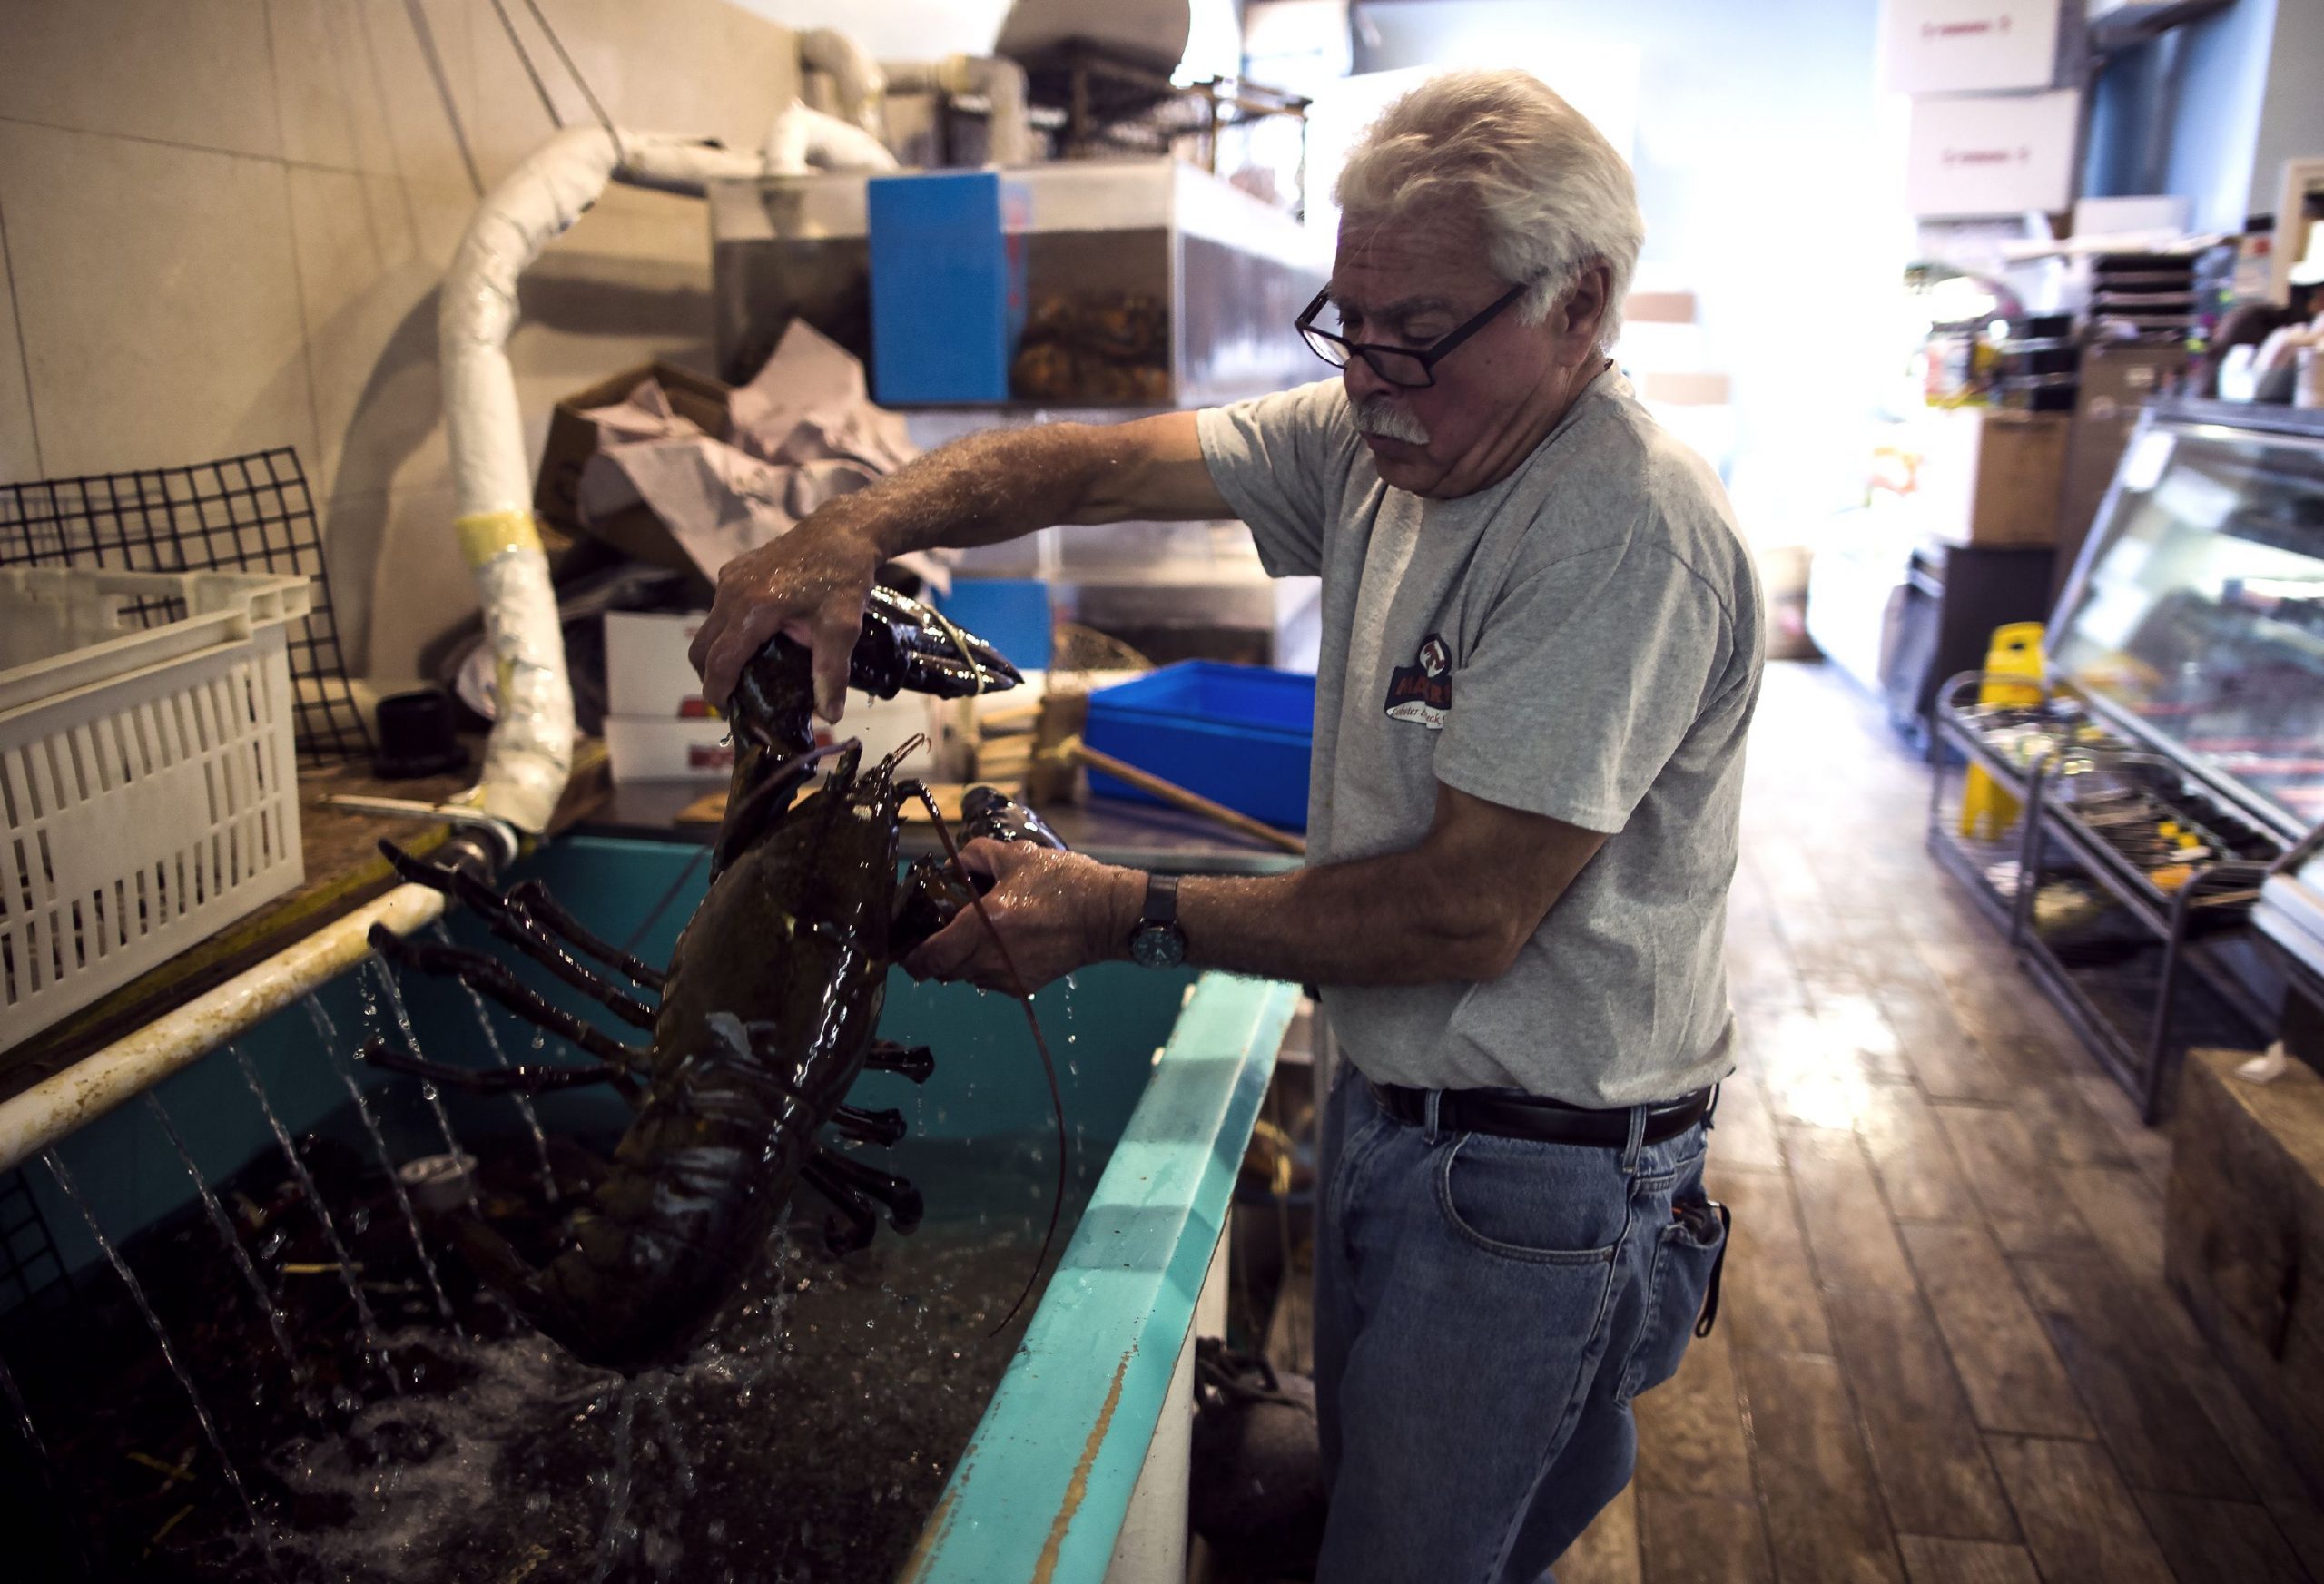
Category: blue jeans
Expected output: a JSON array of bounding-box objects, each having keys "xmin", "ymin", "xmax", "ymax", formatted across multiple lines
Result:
[{"xmin": 1312, "ymin": 1068, "xmax": 1727, "ymax": 1584}]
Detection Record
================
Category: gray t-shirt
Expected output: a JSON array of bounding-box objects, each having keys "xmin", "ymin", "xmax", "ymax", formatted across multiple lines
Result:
[{"xmin": 1196, "ymin": 369, "xmax": 1763, "ymax": 1107}]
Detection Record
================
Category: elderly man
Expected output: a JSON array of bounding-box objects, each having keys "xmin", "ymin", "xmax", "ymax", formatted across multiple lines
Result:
[{"xmin": 692, "ymin": 68, "xmax": 1759, "ymax": 1583}]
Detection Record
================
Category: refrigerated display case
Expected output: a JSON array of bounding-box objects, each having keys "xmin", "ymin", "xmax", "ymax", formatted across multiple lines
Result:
[{"xmin": 1928, "ymin": 398, "xmax": 2324, "ymax": 1116}]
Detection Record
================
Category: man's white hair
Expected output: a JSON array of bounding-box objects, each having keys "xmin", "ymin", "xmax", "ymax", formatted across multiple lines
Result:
[{"xmin": 1334, "ymin": 70, "xmax": 1644, "ymax": 350}]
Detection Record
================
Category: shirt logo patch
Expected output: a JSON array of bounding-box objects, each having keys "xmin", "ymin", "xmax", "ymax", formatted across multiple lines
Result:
[{"xmin": 1384, "ymin": 633, "xmax": 1452, "ymax": 730}]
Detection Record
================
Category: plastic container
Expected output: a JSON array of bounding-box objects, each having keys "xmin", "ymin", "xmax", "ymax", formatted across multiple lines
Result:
[
  {"xmin": 937, "ymin": 577, "xmax": 1052, "ymax": 672},
  {"xmin": 867, "ymin": 170, "xmax": 1029, "ymax": 404},
  {"xmin": 1083, "ymin": 662, "xmax": 1315, "ymax": 831},
  {"xmin": 0, "ymin": 567, "xmax": 311, "ymax": 1047}
]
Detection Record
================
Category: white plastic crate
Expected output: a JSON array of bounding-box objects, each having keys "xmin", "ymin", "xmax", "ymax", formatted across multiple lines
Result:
[{"xmin": 0, "ymin": 568, "xmax": 312, "ymax": 1048}]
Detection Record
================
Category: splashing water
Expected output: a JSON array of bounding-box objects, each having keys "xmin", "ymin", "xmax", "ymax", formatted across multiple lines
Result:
[
  {"xmin": 369, "ymin": 958, "xmax": 483, "ymax": 1215},
  {"xmin": 0, "ymin": 1338, "xmax": 103, "ymax": 1579},
  {"xmin": 145, "ymin": 1093, "xmax": 320, "ymax": 1416},
  {"xmin": 299, "ymin": 1002, "xmax": 463, "ymax": 1334},
  {"xmin": 429, "ymin": 921, "xmax": 559, "ymax": 1203},
  {"xmin": 642, "ymin": 1374, "xmax": 694, "ymax": 1500},
  {"xmin": 42, "ymin": 1151, "xmax": 278, "ymax": 1566},
  {"xmin": 590, "ymin": 1380, "xmax": 639, "ymax": 1582},
  {"xmin": 244, "ymin": 1020, "xmax": 405, "ymax": 1391}
]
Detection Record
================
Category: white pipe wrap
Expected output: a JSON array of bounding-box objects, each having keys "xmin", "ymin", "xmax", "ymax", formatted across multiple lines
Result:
[
  {"xmin": 440, "ymin": 129, "xmax": 784, "ymax": 834},
  {"xmin": 440, "ymin": 125, "xmax": 621, "ymax": 833},
  {"xmin": 0, "ymin": 884, "xmax": 448, "ymax": 1175},
  {"xmin": 762, "ymin": 101, "xmax": 901, "ymax": 175},
  {"xmin": 960, "ymin": 56, "xmax": 1035, "ymax": 168},
  {"xmin": 798, "ymin": 28, "xmax": 888, "ymax": 139},
  {"xmin": 882, "ymin": 56, "xmax": 1034, "ymax": 167}
]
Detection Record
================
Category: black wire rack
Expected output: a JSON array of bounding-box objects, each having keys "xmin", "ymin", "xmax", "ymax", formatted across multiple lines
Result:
[
  {"xmin": 0, "ymin": 1169, "xmax": 66, "ymax": 1315},
  {"xmin": 0, "ymin": 448, "xmax": 373, "ymax": 765}
]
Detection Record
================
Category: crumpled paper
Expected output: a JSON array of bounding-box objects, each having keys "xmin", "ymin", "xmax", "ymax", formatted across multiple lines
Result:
[{"xmin": 573, "ymin": 320, "xmax": 942, "ymax": 589}]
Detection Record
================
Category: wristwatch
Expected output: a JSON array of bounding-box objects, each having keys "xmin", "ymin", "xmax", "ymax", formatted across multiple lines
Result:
[{"xmin": 1127, "ymin": 873, "xmax": 1187, "ymax": 969}]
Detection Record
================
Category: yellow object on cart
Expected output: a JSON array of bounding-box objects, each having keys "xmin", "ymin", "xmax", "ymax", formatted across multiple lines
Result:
[{"xmin": 1960, "ymin": 622, "xmax": 2045, "ymax": 841}]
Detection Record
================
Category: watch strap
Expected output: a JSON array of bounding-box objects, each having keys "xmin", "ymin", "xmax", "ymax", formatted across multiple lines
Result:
[{"xmin": 1140, "ymin": 872, "xmax": 1180, "ymax": 929}]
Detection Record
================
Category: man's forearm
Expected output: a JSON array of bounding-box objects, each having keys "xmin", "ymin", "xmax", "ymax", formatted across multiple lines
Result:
[
  {"xmin": 826, "ymin": 423, "xmax": 1120, "ymax": 558},
  {"xmin": 1127, "ymin": 850, "xmax": 1529, "ymax": 987}
]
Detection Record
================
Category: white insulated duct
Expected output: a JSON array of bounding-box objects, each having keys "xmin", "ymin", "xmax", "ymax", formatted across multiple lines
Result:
[
  {"xmin": 441, "ymin": 122, "xmax": 885, "ymax": 835},
  {"xmin": 441, "ymin": 124, "xmax": 624, "ymax": 837}
]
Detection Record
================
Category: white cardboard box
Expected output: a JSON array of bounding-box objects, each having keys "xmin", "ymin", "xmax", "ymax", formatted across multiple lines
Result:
[
  {"xmin": 1905, "ymin": 89, "xmax": 2080, "ymax": 216},
  {"xmin": 1880, "ymin": 0, "xmax": 2061, "ymax": 94},
  {"xmin": 604, "ymin": 714, "xmax": 734, "ymax": 782},
  {"xmin": 604, "ymin": 610, "xmax": 711, "ymax": 719}
]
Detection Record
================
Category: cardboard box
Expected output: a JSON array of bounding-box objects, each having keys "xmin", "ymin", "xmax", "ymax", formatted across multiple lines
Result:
[
  {"xmin": 1880, "ymin": 0, "xmax": 2061, "ymax": 94},
  {"xmin": 533, "ymin": 361, "xmax": 734, "ymax": 572},
  {"xmin": 1905, "ymin": 89, "xmax": 2080, "ymax": 217},
  {"xmin": 604, "ymin": 715, "xmax": 734, "ymax": 782},
  {"xmin": 1908, "ymin": 408, "xmax": 2069, "ymax": 547},
  {"xmin": 604, "ymin": 610, "xmax": 713, "ymax": 719}
]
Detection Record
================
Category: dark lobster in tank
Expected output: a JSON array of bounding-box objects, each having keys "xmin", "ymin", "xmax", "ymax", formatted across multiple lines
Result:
[{"xmin": 354, "ymin": 585, "xmax": 1066, "ymax": 1375}]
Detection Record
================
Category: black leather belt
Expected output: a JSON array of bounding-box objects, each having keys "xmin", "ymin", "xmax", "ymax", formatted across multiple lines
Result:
[{"xmin": 1370, "ymin": 1082, "xmax": 1714, "ymax": 1147}]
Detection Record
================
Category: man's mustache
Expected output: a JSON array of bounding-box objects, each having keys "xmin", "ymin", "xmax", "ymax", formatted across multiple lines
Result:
[{"xmin": 1353, "ymin": 397, "xmax": 1431, "ymax": 446}]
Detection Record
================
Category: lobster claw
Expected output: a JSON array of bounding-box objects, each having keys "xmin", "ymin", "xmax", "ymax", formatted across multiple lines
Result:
[
  {"xmin": 853, "ymin": 585, "xmax": 1022, "ymax": 701},
  {"xmin": 724, "ymin": 585, "xmax": 1021, "ymax": 767}
]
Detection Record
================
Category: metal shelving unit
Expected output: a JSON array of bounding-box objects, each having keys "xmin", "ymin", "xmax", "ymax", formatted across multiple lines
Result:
[{"xmin": 1929, "ymin": 672, "xmax": 2279, "ymax": 1121}]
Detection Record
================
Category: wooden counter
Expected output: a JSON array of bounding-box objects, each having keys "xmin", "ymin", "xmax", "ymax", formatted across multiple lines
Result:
[{"xmin": 2167, "ymin": 1046, "xmax": 2324, "ymax": 1492}]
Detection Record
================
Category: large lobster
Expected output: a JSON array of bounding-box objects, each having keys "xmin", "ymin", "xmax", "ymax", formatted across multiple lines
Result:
[{"xmin": 356, "ymin": 587, "xmax": 1061, "ymax": 1375}]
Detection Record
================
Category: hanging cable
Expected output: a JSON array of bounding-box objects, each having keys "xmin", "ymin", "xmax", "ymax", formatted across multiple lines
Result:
[
  {"xmin": 520, "ymin": 0, "xmax": 620, "ymax": 151},
  {"xmin": 484, "ymin": 0, "xmax": 562, "ymax": 130}
]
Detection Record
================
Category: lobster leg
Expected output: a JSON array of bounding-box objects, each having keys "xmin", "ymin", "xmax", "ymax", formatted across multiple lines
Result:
[
  {"xmin": 863, "ymin": 1041, "xmax": 936, "ymax": 1083},
  {"xmin": 811, "ymin": 1146, "xmax": 924, "ymax": 1235},
  {"xmin": 828, "ymin": 1105, "xmax": 909, "ymax": 1147},
  {"xmin": 430, "ymin": 1210, "xmax": 557, "ymax": 1325},
  {"xmin": 377, "ymin": 841, "xmax": 657, "ymax": 1029},
  {"xmin": 800, "ymin": 1159, "xmax": 879, "ymax": 1254},
  {"xmin": 359, "ymin": 1038, "xmax": 640, "ymax": 1099},
  {"xmin": 368, "ymin": 924, "xmax": 652, "ymax": 1069},
  {"xmin": 507, "ymin": 879, "xmax": 667, "ymax": 992}
]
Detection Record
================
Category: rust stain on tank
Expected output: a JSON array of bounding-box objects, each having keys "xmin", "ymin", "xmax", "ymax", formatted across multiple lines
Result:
[
  {"xmin": 896, "ymin": 1458, "xmax": 968, "ymax": 1583},
  {"xmin": 1032, "ymin": 1350, "xmax": 1132, "ymax": 1584}
]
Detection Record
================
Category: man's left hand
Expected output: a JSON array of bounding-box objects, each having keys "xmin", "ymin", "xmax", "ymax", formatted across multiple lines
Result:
[{"xmin": 901, "ymin": 841, "xmax": 1140, "ymax": 993}]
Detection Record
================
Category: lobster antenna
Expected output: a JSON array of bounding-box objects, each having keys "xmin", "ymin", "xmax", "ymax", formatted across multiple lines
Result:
[
  {"xmin": 910, "ymin": 785, "xmax": 1067, "ymax": 1337},
  {"xmin": 719, "ymin": 737, "xmax": 854, "ymax": 841},
  {"xmin": 875, "ymin": 733, "xmax": 930, "ymax": 783}
]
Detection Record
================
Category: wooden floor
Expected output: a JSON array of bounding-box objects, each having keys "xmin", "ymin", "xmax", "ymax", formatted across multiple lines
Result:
[{"xmin": 1558, "ymin": 659, "xmax": 2319, "ymax": 1584}]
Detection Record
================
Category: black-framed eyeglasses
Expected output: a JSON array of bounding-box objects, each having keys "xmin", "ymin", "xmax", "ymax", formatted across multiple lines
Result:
[{"xmin": 1295, "ymin": 280, "xmax": 1533, "ymax": 389}]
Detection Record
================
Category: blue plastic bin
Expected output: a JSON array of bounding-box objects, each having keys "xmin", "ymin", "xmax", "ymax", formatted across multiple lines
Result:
[
  {"xmin": 1083, "ymin": 662, "xmax": 1315, "ymax": 831},
  {"xmin": 937, "ymin": 577, "xmax": 1052, "ymax": 672}
]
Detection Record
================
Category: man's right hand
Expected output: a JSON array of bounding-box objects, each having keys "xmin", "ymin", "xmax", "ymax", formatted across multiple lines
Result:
[{"xmin": 687, "ymin": 513, "xmax": 886, "ymax": 721}]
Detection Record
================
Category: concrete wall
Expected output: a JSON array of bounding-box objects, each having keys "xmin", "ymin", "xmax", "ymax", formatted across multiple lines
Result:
[
  {"xmin": 0, "ymin": 0, "xmax": 802, "ymax": 686},
  {"xmin": 1349, "ymin": 0, "xmax": 1910, "ymax": 539}
]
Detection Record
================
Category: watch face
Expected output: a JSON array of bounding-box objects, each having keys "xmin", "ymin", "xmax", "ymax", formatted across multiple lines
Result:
[{"xmin": 1130, "ymin": 924, "xmax": 1185, "ymax": 969}]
